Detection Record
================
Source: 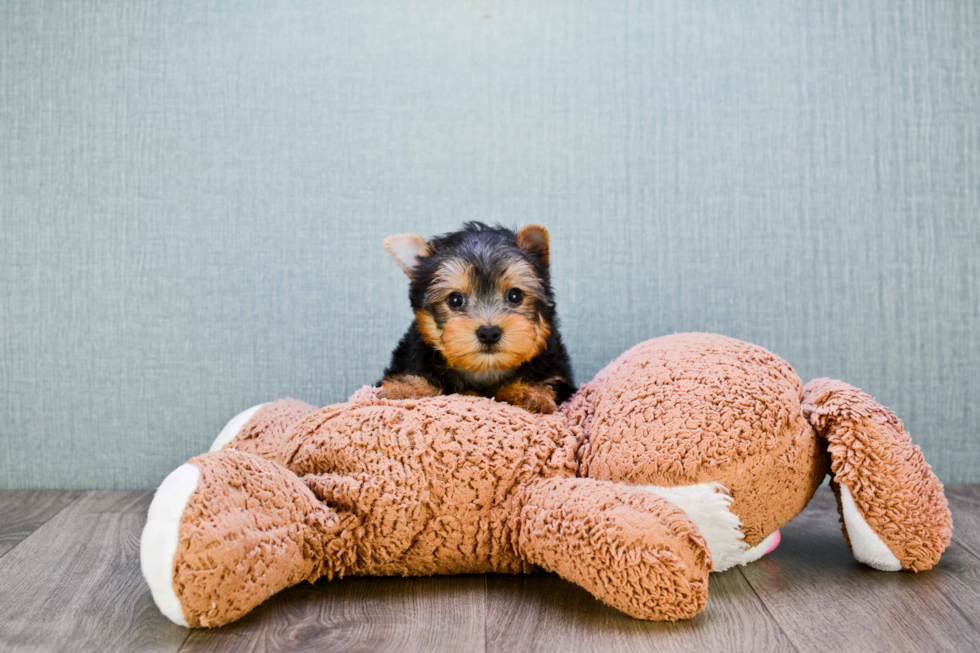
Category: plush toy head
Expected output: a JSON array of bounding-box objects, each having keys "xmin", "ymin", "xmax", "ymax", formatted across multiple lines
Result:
[
  {"xmin": 571, "ymin": 334, "xmax": 828, "ymax": 553},
  {"xmin": 142, "ymin": 333, "xmax": 951, "ymax": 628}
]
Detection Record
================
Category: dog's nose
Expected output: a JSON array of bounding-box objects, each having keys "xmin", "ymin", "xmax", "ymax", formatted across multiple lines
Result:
[{"xmin": 476, "ymin": 325, "xmax": 502, "ymax": 345}]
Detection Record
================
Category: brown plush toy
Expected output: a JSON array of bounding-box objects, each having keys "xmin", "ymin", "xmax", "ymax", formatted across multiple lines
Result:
[{"xmin": 141, "ymin": 333, "xmax": 952, "ymax": 628}]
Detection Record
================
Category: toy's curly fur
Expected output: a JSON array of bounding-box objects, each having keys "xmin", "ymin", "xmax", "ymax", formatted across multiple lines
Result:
[
  {"xmin": 144, "ymin": 333, "xmax": 952, "ymax": 628},
  {"xmin": 802, "ymin": 379, "xmax": 952, "ymax": 571}
]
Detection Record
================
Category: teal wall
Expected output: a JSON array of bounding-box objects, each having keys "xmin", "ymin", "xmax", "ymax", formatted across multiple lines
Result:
[{"xmin": 2, "ymin": 0, "xmax": 978, "ymax": 489}]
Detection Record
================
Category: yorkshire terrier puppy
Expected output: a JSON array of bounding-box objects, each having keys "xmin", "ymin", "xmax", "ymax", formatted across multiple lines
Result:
[{"xmin": 377, "ymin": 222, "xmax": 575, "ymax": 414}]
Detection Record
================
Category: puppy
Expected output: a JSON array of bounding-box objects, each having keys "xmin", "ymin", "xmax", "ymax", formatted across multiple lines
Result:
[{"xmin": 377, "ymin": 222, "xmax": 575, "ymax": 414}]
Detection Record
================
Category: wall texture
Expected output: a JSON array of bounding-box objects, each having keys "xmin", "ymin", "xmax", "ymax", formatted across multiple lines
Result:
[{"xmin": 2, "ymin": 0, "xmax": 978, "ymax": 489}]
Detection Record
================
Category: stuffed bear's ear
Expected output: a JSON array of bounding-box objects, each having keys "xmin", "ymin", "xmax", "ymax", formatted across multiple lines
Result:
[
  {"xmin": 516, "ymin": 225, "xmax": 549, "ymax": 264},
  {"xmin": 383, "ymin": 234, "xmax": 431, "ymax": 278}
]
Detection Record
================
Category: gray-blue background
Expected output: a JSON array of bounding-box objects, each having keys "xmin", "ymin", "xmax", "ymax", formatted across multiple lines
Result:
[{"xmin": 2, "ymin": 1, "xmax": 978, "ymax": 490}]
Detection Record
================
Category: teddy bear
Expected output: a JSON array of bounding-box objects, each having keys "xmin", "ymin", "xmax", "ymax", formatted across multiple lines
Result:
[{"xmin": 140, "ymin": 333, "xmax": 951, "ymax": 628}]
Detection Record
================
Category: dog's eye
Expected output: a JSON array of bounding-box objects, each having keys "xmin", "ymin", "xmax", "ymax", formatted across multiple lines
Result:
[
  {"xmin": 447, "ymin": 292, "xmax": 466, "ymax": 309},
  {"xmin": 506, "ymin": 288, "xmax": 524, "ymax": 305}
]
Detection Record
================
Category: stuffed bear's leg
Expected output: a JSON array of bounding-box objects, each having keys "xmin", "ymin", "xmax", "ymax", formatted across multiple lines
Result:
[
  {"xmin": 802, "ymin": 379, "xmax": 952, "ymax": 572},
  {"xmin": 515, "ymin": 477, "xmax": 712, "ymax": 621},
  {"xmin": 141, "ymin": 449, "xmax": 358, "ymax": 628}
]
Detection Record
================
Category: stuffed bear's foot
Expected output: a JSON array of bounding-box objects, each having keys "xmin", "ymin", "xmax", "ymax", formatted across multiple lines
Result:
[
  {"xmin": 802, "ymin": 379, "xmax": 952, "ymax": 572},
  {"xmin": 516, "ymin": 477, "xmax": 711, "ymax": 621},
  {"xmin": 141, "ymin": 463, "xmax": 201, "ymax": 626},
  {"xmin": 141, "ymin": 449, "xmax": 356, "ymax": 628}
]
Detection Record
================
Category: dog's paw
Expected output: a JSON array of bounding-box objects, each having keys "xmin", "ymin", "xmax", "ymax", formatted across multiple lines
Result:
[
  {"xmin": 495, "ymin": 381, "xmax": 557, "ymax": 414},
  {"xmin": 377, "ymin": 375, "xmax": 441, "ymax": 400}
]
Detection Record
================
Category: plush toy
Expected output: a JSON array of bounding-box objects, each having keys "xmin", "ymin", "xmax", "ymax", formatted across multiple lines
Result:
[{"xmin": 141, "ymin": 333, "xmax": 951, "ymax": 628}]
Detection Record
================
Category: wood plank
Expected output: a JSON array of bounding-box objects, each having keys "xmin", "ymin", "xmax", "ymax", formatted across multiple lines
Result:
[
  {"xmin": 181, "ymin": 575, "xmax": 486, "ymax": 653},
  {"xmin": 486, "ymin": 567, "xmax": 794, "ymax": 653},
  {"xmin": 0, "ymin": 491, "xmax": 189, "ymax": 653},
  {"xmin": 739, "ymin": 487, "xmax": 980, "ymax": 653},
  {"xmin": 947, "ymin": 485, "xmax": 980, "ymax": 558},
  {"xmin": 0, "ymin": 487, "xmax": 977, "ymax": 652},
  {"xmin": 0, "ymin": 491, "xmax": 82, "ymax": 558}
]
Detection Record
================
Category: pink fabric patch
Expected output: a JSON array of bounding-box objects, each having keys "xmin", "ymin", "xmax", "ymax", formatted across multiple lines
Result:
[{"xmin": 765, "ymin": 529, "xmax": 781, "ymax": 555}]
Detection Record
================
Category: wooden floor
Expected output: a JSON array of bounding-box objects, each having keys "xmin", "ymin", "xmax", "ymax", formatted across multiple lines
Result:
[{"xmin": 0, "ymin": 487, "xmax": 977, "ymax": 653}]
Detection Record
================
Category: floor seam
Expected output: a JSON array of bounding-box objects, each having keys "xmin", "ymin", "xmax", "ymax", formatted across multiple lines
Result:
[
  {"xmin": 943, "ymin": 542, "xmax": 980, "ymax": 638},
  {"xmin": 941, "ymin": 586, "xmax": 980, "ymax": 635},
  {"xmin": 0, "ymin": 491, "xmax": 85, "ymax": 562},
  {"xmin": 951, "ymin": 536, "xmax": 980, "ymax": 563},
  {"xmin": 175, "ymin": 629, "xmax": 194, "ymax": 652},
  {"xmin": 736, "ymin": 566, "xmax": 801, "ymax": 653}
]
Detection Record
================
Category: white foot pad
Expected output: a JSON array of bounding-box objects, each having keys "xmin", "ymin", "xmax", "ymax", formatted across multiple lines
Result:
[
  {"xmin": 140, "ymin": 464, "xmax": 200, "ymax": 627},
  {"xmin": 839, "ymin": 484, "xmax": 903, "ymax": 571}
]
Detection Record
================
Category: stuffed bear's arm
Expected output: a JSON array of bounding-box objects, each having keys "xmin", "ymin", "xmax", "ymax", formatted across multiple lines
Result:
[
  {"xmin": 515, "ymin": 477, "xmax": 712, "ymax": 621},
  {"xmin": 142, "ymin": 449, "xmax": 359, "ymax": 628},
  {"xmin": 802, "ymin": 379, "xmax": 952, "ymax": 572}
]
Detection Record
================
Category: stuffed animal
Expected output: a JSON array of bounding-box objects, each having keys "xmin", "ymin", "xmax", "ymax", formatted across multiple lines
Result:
[{"xmin": 140, "ymin": 333, "xmax": 951, "ymax": 628}]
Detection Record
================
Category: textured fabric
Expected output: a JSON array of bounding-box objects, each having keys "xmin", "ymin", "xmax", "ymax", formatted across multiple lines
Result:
[
  {"xmin": 802, "ymin": 379, "xmax": 952, "ymax": 571},
  {"xmin": 225, "ymin": 398, "xmax": 318, "ymax": 462},
  {"xmin": 579, "ymin": 334, "xmax": 827, "ymax": 546},
  {"xmin": 171, "ymin": 448, "xmax": 711, "ymax": 626},
  {"xmin": 1, "ymin": 1, "xmax": 978, "ymax": 489},
  {"xmin": 174, "ymin": 450, "xmax": 356, "ymax": 628},
  {"xmin": 515, "ymin": 477, "xmax": 710, "ymax": 621},
  {"xmin": 148, "ymin": 333, "xmax": 948, "ymax": 627}
]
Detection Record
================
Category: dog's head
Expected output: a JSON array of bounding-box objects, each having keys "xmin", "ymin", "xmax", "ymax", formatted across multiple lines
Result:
[{"xmin": 384, "ymin": 222, "xmax": 555, "ymax": 376}]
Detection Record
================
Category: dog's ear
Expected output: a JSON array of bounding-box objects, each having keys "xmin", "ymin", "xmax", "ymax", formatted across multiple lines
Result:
[
  {"xmin": 516, "ymin": 225, "xmax": 549, "ymax": 265},
  {"xmin": 384, "ymin": 234, "xmax": 431, "ymax": 278}
]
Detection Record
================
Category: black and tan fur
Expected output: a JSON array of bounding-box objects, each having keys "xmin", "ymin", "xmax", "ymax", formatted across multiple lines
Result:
[{"xmin": 377, "ymin": 222, "xmax": 575, "ymax": 414}]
